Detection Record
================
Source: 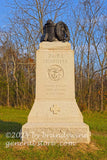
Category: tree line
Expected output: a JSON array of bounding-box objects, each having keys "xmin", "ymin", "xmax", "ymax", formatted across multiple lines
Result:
[{"xmin": 0, "ymin": 0, "xmax": 107, "ymax": 111}]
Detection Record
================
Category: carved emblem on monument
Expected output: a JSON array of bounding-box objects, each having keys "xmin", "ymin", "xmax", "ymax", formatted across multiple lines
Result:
[
  {"xmin": 48, "ymin": 65, "xmax": 64, "ymax": 81},
  {"xmin": 50, "ymin": 105, "xmax": 60, "ymax": 114}
]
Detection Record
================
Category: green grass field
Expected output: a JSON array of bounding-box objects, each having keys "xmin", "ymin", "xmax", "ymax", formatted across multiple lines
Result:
[{"xmin": 0, "ymin": 106, "xmax": 107, "ymax": 160}]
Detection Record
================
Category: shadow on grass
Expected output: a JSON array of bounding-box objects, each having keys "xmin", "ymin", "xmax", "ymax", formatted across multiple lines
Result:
[{"xmin": 0, "ymin": 120, "xmax": 22, "ymax": 134}]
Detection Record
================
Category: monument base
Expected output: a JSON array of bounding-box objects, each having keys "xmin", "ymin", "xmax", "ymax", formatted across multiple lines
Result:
[
  {"xmin": 27, "ymin": 99, "xmax": 83, "ymax": 123},
  {"xmin": 22, "ymin": 122, "xmax": 91, "ymax": 144},
  {"xmin": 22, "ymin": 100, "xmax": 91, "ymax": 144}
]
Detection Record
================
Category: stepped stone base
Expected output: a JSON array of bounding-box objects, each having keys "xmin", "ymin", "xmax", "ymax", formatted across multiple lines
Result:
[
  {"xmin": 22, "ymin": 100, "xmax": 91, "ymax": 144},
  {"xmin": 22, "ymin": 122, "xmax": 91, "ymax": 144}
]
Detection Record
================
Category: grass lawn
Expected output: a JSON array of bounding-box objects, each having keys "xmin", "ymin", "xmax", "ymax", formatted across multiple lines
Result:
[{"xmin": 0, "ymin": 106, "xmax": 107, "ymax": 160}]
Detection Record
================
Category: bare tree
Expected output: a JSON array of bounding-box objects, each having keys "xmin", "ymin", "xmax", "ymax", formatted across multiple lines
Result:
[
  {"xmin": 0, "ymin": 33, "xmax": 11, "ymax": 106},
  {"xmin": 77, "ymin": 0, "xmax": 104, "ymax": 110},
  {"xmin": 8, "ymin": 0, "xmax": 67, "ymax": 47},
  {"xmin": 92, "ymin": 21, "xmax": 106, "ymax": 111}
]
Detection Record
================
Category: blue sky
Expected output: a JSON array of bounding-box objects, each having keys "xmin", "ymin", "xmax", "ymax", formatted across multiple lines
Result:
[
  {"xmin": 0, "ymin": 0, "xmax": 106, "ymax": 30},
  {"xmin": 0, "ymin": 0, "xmax": 10, "ymax": 29},
  {"xmin": 0, "ymin": 0, "xmax": 78, "ymax": 30}
]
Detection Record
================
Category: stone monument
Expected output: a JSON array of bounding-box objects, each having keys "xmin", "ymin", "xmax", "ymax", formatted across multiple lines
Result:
[{"xmin": 22, "ymin": 20, "xmax": 91, "ymax": 144}]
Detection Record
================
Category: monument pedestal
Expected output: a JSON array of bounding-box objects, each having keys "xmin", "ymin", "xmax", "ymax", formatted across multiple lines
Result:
[{"xmin": 22, "ymin": 42, "xmax": 91, "ymax": 144}]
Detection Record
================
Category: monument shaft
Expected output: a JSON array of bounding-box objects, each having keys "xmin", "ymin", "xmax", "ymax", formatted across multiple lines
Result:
[{"xmin": 22, "ymin": 42, "xmax": 91, "ymax": 144}]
